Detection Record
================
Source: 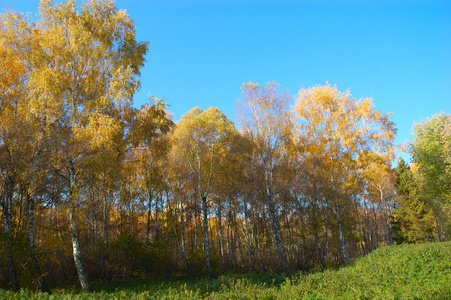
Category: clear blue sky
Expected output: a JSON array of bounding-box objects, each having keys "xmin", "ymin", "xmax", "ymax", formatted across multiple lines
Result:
[{"xmin": 3, "ymin": 0, "xmax": 451, "ymax": 160}]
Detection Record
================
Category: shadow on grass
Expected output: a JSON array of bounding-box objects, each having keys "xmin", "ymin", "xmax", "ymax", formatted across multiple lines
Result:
[{"xmin": 89, "ymin": 272, "xmax": 286, "ymax": 296}]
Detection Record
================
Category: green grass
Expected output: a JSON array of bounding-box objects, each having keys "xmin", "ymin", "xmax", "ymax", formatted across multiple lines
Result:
[
  {"xmin": 277, "ymin": 242, "xmax": 451, "ymax": 299},
  {"xmin": 2, "ymin": 242, "xmax": 450, "ymax": 299}
]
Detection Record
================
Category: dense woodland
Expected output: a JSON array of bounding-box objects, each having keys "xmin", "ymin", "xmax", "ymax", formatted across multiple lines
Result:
[{"xmin": 0, "ymin": 0, "xmax": 449, "ymax": 294}]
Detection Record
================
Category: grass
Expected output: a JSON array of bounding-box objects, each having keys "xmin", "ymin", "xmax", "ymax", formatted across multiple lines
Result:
[
  {"xmin": 278, "ymin": 242, "xmax": 451, "ymax": 299},
  {"xmin": 1, "ymin": 241, "xmax": 450, "ymax": 299}
]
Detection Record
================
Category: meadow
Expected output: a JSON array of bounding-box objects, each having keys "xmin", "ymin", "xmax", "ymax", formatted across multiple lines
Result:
[{"xmin": 1, "ymin": 241, "xmax": 450, "ymax": 299}]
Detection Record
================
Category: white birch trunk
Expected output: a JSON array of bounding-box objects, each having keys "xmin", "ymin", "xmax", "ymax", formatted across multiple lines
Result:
[
  {"xmin": 201, "ymin": 195, "xmax": 212, "ymax": 278},
  {"xmin": 244, "ymin": 202, "xmax": 253, "ymax": 272},
  {"xmin": 267, "ymin": 196, "xmax": 290, "ymax": 274},
  {"xmin": 335, "ymin": 203, "xmax": 349, "ymax": 266},
  {"xmin": 69, "ymin": 163, "xmax": 92, "ymax": 292}
]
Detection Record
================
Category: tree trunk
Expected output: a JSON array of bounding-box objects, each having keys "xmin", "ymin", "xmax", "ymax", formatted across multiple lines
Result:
[
  {"xmin": 435, "ymin": 217, "xmax": 443, "ymax": 242},
  {"xmin": 285, "ymin": 211, "xmax": 294, "ymax": 265},
  {"xmin": 103, "ymin": 194, "xmax": 109, "ymax": 245},
  {"xmin": 357, "ymin": 213, "xmax": 366, "ymax": 255},
  {"xmin": 243, "ymin": 201, "xmax": 253, "ymax": 272},
  {"xmin": 2, "ymin": 174, "xmax": 19, "ymax": 291},
  {"xmin": 335, "ymin": 203, "xmax": 349, "ymax": 266},
  {"xmin": 364, "ymin": 199, "xmax": 373, "ymax": 252},
  {"xmin": 325, "ymin": 214, "xmax": 331, "ymax": 261},
  {"xmin": 267, "ymin": 196, "xmax": 290, "ymax": 274},
  {"xmin": 154, "ymin": 194, "xmax": 160, "ymax": 240},
  {"xmin": 180, "ymin": 205, "xmax": 189, "ymax": 273},
  {"xmin": 383, "ymin": 209, "xmax": 392, "ymax": 246},
  {"xmin": 371, "ymin": 202, "xmax": 379, "ymax": 248},
  {"xmin": 27, "ymin": 193, "xmax": 51, "ymax": 293},
  {"xmin": 217, "ymin": 206, "xmax": 225, "ymax": 270},
  {"xmin": 69, "ymin": 202, "xmax": 92, "ymax": 292},
  {"xmin": 381, "ymin": 191, "xmax": 392, "ymax": 246},
  {"xmin": 253, "ymin": 216, "xmax": 265, "ymax": 272},
  {"xmin": 300, "ymin": 218, "xmax": 307, "ymax": 268},
  {"xmin": 193, "ymin": 202, "xmax": 199, "ymax": 250},
  {"xmin": 129, "ymin": 202, "xmax": 135, "ymax": 237},
  {"xmin": 145, "ymin": 189, "xmax": 152, "ymax": 252},
  {"xmin": 69, "ymin": 163, "xmax": 92, "ymax": 293},
  {"xmin": 201, "ymin": 195, "xmax": 212, "ymax": 278},
  {"xmin": 228, "ymin": 210, "xmax": 237, "ymax": 268},
  {"xmin": 226, "ymin": 211, "xmax": 232, "ymax": 266},
  {"xmin": 168, "ymin": 198, "xmax": 189, "ymax": 273},
  {"xmin": 313, "ymin": 214, "xmax": 327, "ymax": 270}
]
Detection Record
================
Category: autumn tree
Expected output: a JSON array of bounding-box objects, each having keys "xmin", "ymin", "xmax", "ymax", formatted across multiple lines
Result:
[
  {"xmin": 15, "ymin": 0, "xmax": 148, "ymax": 292},
  {"xmin": 128, "ymin": 97, "xmax": 174, "ymax": 250},
  {"xmin": 0, "ymin": 17, "xmax": 28, "ymax": 291},
  {"xmin": 0, "ymin": 9, "xmax": 60, "ymax": 291},
  {"xmin": 361, "ymin": 153, "xmax": 396, "ymax": 248},
  {"xmin": 290, "ymin": 153, "xmax": 330, "ymax": 270},
  {"xmin": 236, "ymin": 81, "xmax": 292, "ymax": 274},
  {"xmin": 293, "ymin": 84, "xmax": 396, "ymax": 265},
  {"xmin": 172, "ymin": 107, "xmax": 237, "ymax": 278}
]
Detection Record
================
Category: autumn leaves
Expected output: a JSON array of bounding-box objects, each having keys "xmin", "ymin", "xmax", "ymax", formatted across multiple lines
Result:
[
  {"xmin": 236, "ymin": 82, "xmax": 396, "ymax": 269},
  {"xmin": 1, "ymin": 0, "xmax": 148, "ymax": 292},
  {"xmin": 0, "ymin": 0, "xmax": 402, "ymax": 292}
]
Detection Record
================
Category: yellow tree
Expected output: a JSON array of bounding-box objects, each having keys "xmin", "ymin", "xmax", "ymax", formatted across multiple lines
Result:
[
  {"xmin": 0, "ymin": 11, "xmax": 57, "ymax": 292},
  {"xmin": 128, "ymin": 97, "xmax": 174, "ymax": 251},
  {"xmin": 361, "ymin": 153, "xmax": 396, "ymax": 248},
  {"xmin": 172, "ymin": 107, "xmax": 237, "ymax": 278},
  {"xmin": 16, "ymin": 0, "xmax": 148, "ymax": 292},
  {"xmin": 0, "ymin": 18, "xmax": 28, "ymax": 291},
  {"xmin": 236, "ymin": 81, "xmax": 293, "ymax": 274},
  {"xmin": 209, "ymin": 133, "xmax": 248, "ymax": 271},
  {"xmin": 293, "ymin": 84, "xmax": 396, "ymax": 265},
  {"xmin": 167, "ymin": 144, "xmax": 193, "ymax": 273},
  {"xmin": 290, "ymin": 151, "xmax": 331, "ymax": 270}
]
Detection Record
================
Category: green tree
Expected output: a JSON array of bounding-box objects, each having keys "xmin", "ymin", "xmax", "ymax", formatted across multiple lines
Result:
[
  {"xmin": 393, "ymin": 159, "xmax": 435, "ymax": 243},
  {"xmin": 410, "ymin": 113, "xmax": 451, "ymax": 238}
]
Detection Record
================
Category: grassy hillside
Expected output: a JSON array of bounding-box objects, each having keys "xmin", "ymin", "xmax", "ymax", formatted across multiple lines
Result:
[
  {"xmin": 2, "ymin": 241, "xmax": 450, "ymax": 299},
  {"xmin": 277, "ymin": 241, "xmax": 451, "ymax": 299}
]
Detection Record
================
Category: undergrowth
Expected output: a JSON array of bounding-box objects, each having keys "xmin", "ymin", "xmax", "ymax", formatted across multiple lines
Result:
[{"xmin": 1, "ymin": 241, "xmax": 450, "ymax": 299}]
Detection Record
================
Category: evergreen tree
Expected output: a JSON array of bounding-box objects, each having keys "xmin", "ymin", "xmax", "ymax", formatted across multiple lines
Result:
[{"xmin": 393, "ymin": 159, "xmax": 435, "ymax": 243}]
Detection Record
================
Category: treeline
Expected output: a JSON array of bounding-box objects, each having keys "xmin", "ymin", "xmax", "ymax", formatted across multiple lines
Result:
[{"xmin": 0, "ymin": 0, "xmax": 449, "ymax": 293}]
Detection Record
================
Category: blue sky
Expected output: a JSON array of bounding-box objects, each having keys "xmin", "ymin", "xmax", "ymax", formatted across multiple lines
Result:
[{"xmin": 3, "ymin": 0, "xmax": 451, "ymax": 160}]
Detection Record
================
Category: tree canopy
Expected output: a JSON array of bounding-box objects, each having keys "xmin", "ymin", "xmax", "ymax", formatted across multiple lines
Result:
[{"xmin": 0, "ymin": 0, "xmax": 448, "ymax": 293}]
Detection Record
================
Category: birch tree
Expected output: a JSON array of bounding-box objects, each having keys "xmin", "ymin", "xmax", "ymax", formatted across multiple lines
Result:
[
  {"xmin": 293, "ymin": 84, "xmax": 396, "ymax": 265},
  {"xmin": 236, "ymin": 81, "xmax": 292, "ymax": 274},
  {"xmin": 172, "ymin": 107, "xmax": 237, "ymax": 278},
  {"xmin": 21, "ymin": 0, "xmax": 147, "ymax": 291},
  {"xmin": 0, "ymin": 15, "xmax": 31, "ymax": 290}
]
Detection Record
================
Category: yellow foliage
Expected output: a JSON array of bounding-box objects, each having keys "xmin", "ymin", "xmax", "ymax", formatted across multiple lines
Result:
[{"xmin": 293, "ymin": 84, "xmax": 396, "ymax": 200}]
